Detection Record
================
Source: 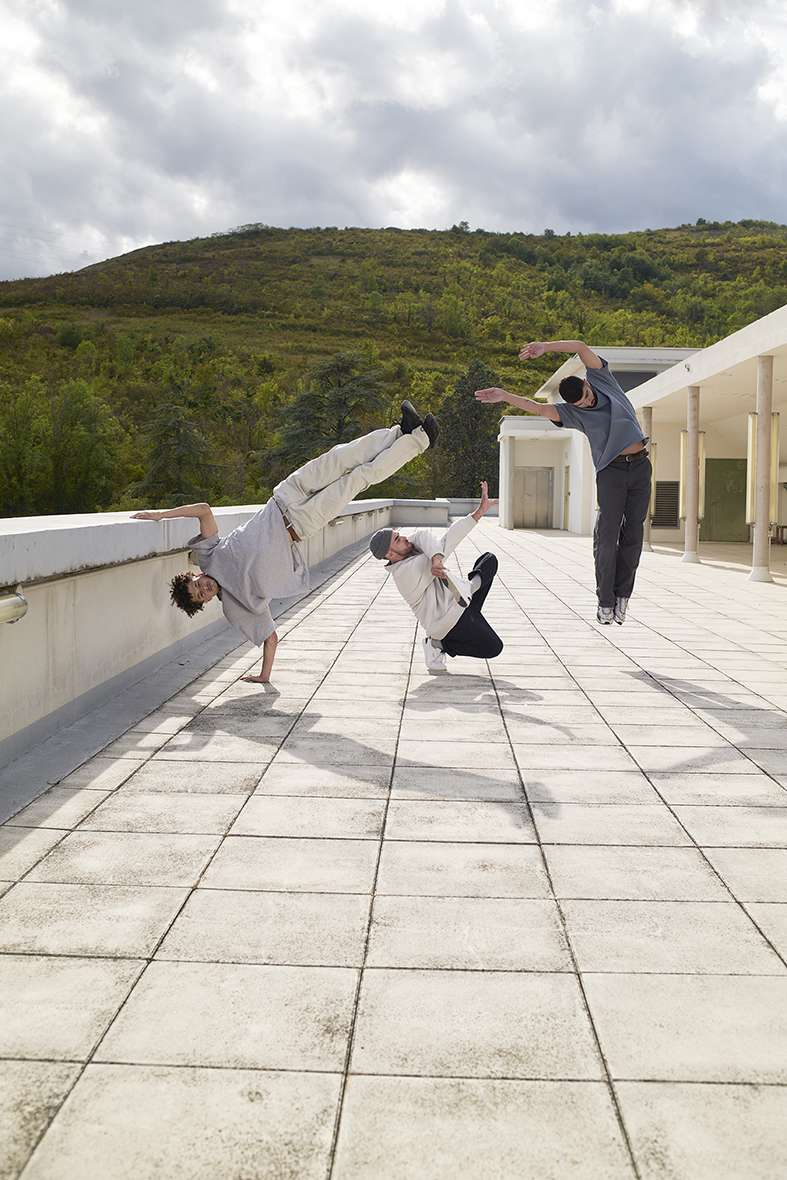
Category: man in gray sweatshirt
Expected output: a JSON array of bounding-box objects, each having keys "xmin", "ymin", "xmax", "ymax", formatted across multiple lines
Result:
[{"xmin": 369, "ymin": 482, "xmax": 502, "ymax": 670}]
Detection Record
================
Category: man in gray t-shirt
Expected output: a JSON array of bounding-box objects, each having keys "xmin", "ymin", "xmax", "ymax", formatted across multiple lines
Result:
[
  {"xmin": 132, "ymin": 404, "xmax": 440, "ymax": 681},
  {"xmin": 475, "ymin": 340, "xmax": 651, "ymax": 626}
]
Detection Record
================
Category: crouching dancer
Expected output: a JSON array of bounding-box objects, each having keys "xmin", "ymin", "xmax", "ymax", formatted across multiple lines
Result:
[
  {"xmin": 369, "ymin": 481, "xmax": 502, "ymax": 670},
  {"xmin": 132, "ymin": 403, "xmax": 440, "ymax": 682}
]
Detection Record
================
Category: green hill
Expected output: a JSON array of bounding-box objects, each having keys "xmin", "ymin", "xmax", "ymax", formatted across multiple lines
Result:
[{"xmin": 1, "ymin": 219, "xmax": 786, "ymax": 517}]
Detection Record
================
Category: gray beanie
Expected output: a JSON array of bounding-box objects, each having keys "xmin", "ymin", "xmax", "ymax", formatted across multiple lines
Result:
[{"xmin": 369, "ymin": 528, "xmax": 394, "ymax": 560}]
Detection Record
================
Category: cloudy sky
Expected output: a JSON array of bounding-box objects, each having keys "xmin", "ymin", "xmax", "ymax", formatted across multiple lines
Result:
[{"xmin": 1, "ymin": 0, "xmax": 786, "ymax": 280}]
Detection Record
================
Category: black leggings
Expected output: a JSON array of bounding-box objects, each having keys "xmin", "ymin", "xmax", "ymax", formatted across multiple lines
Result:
[{"xmin": 440, "ymin": 552, "xmax": 504, "ymax": 659}]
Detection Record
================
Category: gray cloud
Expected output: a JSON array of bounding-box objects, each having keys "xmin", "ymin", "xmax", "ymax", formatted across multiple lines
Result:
[{"xmin": 1, "ymin": 0, "xmax": 786, "ymax": 279}]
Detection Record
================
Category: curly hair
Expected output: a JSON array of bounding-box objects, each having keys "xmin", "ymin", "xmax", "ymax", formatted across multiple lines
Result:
[
  {"xmin": 558, "ymin": 375, "xmax": 586, "ymax": 404},
  {"xmin": 170, "ymin": 572, "xmax": 203, "ymax": 618}
]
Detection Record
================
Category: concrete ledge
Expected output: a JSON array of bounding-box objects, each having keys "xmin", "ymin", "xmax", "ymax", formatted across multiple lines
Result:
[{"xmin": 0, "ymin": 498, "xmax": 451, "ymax": 770}]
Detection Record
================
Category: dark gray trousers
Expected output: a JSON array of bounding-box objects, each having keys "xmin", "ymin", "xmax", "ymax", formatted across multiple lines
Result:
[{"xmin": 593, "ymin": 455, "xmax": 652, "ymax": 607}]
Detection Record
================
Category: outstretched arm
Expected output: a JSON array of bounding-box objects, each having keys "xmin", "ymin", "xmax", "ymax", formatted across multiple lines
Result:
[
  {"xmin": 241, "ymin": 632, "xmax": 278, "ymax": 683},
  {"xmin": 519, "ymin": 340, "xmax": 603, "ymax": 369},
  {"xmin": 474, "ymin": 387, "xmax": 561, "ymax": 421},
  {"xmin": 131, "ymin": 503, "xmax": 218, "ymax": 540}
]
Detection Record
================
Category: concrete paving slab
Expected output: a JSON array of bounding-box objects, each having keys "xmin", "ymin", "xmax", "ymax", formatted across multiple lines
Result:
[
  {"xmin": 672, "ymin": 805, "xmax": 787, "ymax": 847},
  {"xmin": 10, "ymin": 786, "xmax": 112, "ymax": 829},
  {"xmin": 744, "ymin": 903, "xmax": 787, "ymax": 959},
  {"xmin": 20, "ymin": 1064, "xmax": 340, "ymax": 1180},
  {"xmin": 0, "ymin": 1061, "xmax": 82, "ymax": 1180},
  {"xmin": 56, "ymin": 757, "xmax": 145, "ymax": 790},
  {"xmin": 0, "ymin": 881, "xmax": 189, "ymax": 956},
  {"xmin": 0, "ymin": 953, "xmax": 143, "ymax": 1058},
  {"xmin": 366, "ymin": 895, "xmax": 571, "ymax": 971},
  {"xmin": 255, "ymin": 763, "xmax": 391, "ymax": 798},
  {"xmin": 389, "ymin": 766, "xmax": 522, "ymax": 801},
  {"xmin": 154, "ymin": 732, "xmax": 283, "ymax": 762},
  {"xmin": 121, "ymin": 759, "xmax": 265, "ymax": 794},
  {"xmin": 200, "ymin": 834, "xmax": 379, "ymax": 892},
  {"xmin": 0, "ymin": 825, "xmax": 69, "ymax": 878},
  {"xmin": 583, "ymin": 974, "xmax": 787, "ymax": 1082},
  {"xmin": 78, "ymin": 791, "xmax": 246, "ymax": 834},
  {"xmin": 385, "ymin": 799, "xmax": 535, "ymax": 843},
  {"xmin": 532, "ymin": 803, "xmax": 691, "ymax": 846},
  {"xmin": 617, "ymin": 1081, "xmax": 787, "ymax": 1180},
  {"xmin": 544, "ymin": 845, "xmax": 734, "ymax": 901},
  {"xmin": 229, "ymin": 795, "xmax": 385, "ymax": 839},
  {"xmin": 522, "ymin": 770, "xmax": 659, "ymax": 804},
  {"xmin": 350, "ymin": 969, "xmax": 604, "ymax": 1079},
  {"xmin": 701, "ymin": 848, "xmax": 787, "ymax": 901},
  {"xmin": 156, "ymin": 887, "xmax": 371, "ymax": 966},
  {"xmin": 25, "ymin": 831, "xmax": 221, "ymax": 886},
  {"xmin": 333, "ymin": 1077, "xmax": 634, "ymax": 1180},
  {"xmin": 375, "ymin": 840, "xmax": 550, "ymax": 898},
  {"xmin": 95, "ymin": 961, "xmax": 357, "ymax": 1071},
  {"xmin": 647, "ymin": 771, "xmax": 787, "ymax": 806},
  {"xmin": 561, "ymin": 899, "xmax": 785, "ymax": 973}
]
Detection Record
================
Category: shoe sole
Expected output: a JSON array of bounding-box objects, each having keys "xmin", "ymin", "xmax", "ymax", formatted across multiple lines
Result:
[
  {"xmin": 400, "ymin": 400, "xmax": 423, "ymax": 434},
  {"xmin": 423, "ymin": 413, "xmax": 441, "ymax": 450}
]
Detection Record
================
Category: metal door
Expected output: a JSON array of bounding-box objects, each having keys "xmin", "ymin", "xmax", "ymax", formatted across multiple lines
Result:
[
  {"xmin": 513, "ymin": 467, "xmax": 554, "ymax": 528},
  {"xmin": 699, "ymin": 459, "xmax": 749, "ymax": 541}
]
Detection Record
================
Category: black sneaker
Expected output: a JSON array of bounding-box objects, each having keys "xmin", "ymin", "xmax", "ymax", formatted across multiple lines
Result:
[
  {"xmin": 423, "ymin": 413, "xmax": 441, "ymax": 450},
  {"xmin": 399, "ymin": 400, "xmax": 423, "ymax": 434}
]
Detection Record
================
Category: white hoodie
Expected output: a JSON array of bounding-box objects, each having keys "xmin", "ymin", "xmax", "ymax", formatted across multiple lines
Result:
[{"xmin": 389, "ymin": 515, "xmax": 477, "ymax": 640}]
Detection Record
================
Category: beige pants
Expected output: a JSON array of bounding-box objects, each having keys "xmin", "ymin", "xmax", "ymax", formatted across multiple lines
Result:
[{"xmin": 273, "ymin": 425, "xmax": 429, "ymax": 540}]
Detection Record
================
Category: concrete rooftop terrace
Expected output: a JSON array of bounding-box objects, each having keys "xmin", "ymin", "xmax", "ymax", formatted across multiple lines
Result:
[{"xmin": 2, "ymin": 521, "xmax": 787, "ymax": 1180}]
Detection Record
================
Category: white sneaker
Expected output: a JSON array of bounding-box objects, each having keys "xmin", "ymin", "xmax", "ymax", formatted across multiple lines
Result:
[
  {"xmin": 596, "ymin": 606, "xmax": 614, "ymax": 625},
  {"xmin": 442, "ymin": 573, "xmax": 474, "ymax": 608},
  {"xmin": 423, "ymin": 637, "xmax": 447, "ymax": 670},
  {"xmin": 614, "ymin": 597, "xmax": 629, "ymax": 624}
]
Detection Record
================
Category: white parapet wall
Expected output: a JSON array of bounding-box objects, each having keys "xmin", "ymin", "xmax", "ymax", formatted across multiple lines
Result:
[{"xmin": 0, "ymin": 497, "xmax": 450, "ymax": 769}]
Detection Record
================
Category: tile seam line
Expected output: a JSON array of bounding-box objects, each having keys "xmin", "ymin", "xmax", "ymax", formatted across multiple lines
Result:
[
  {"xmin": 483, "ymin": 617, "xmax": 644, "ymax": 1180},
  {"xmin": 324, "ymin": 601, "xmax": 417, "ymax": 1178}
]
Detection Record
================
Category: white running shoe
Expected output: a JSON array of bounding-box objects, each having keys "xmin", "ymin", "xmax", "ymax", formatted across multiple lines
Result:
[
  {"xmin": 614, "ymin": 597, "xmax": 629, "ymax": 624},
  {"xmin": 442, "ymin": 572, "xmax": 474, "ymax": 608},
  {"xmin": 596, "ymin": 606, "xmax": 614, "ymax": 625},
  {"xmin": 423, "ymin": 636, "xmax": 447, "ymax": 670}
]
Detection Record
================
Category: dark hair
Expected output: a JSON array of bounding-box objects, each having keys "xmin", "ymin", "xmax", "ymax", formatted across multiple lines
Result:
[
  {"xmin": 170, "ymin": 572, "xmax": 203, "ymax": 617},
  {"xmin": 558, "ymin": 375, "xmax": 585, "ymax": 403}
]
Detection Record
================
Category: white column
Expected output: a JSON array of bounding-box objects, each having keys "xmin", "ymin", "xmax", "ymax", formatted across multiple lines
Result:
[
  {"xmin": 499, "ymin": 432, "xmax": 516, "ymax": 530},
  {"xmin": 681, "ymin": 387, "xmax": 701, "ymax": 563},
  {"xmin": 642, "ymin": 406, "xmax": 653, "ymax": 552},
  {"xmin": 748, "ymin": 355, "xmax": 774, "ymax": 582}
]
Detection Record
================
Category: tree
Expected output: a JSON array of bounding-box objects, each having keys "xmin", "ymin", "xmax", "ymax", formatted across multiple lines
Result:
[
  {"xmin": 129, "ymin": 402, "xmax": 216, "ymax": 506},
  {"xmin": 439, "ymin": 360, "xmax": 502, "ymax": 497},
  {"xmin": 262, "ymin": 352, "xmax": 388, "ymax": 475}
]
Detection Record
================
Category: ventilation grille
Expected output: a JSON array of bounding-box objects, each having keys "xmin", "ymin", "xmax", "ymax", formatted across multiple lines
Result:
[{"xmin": 652, "ymin": 480, "xmax": 680, "ymax": 528}]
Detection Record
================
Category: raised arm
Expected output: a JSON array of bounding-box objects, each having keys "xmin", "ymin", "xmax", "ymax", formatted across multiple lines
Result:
[
  {"xmin": 471, "ymin": 481, "xmax": 499, "ymax": 522},
  {"xmin": 474, "ymin": 387, "xmax": 561, "ymax": 421},
  {"xmin": 131, "ymin": 502, "xmax": 218, "ymax": 540},
  {"xmin": 519, "ymin": 340, "xmax": 603, "ymax": 369}
]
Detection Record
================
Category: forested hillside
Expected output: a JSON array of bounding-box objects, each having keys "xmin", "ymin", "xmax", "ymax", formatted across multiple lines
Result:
[{"xmin": 1, "ymin": 218, "xmax": 785, "ymax": 517}]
